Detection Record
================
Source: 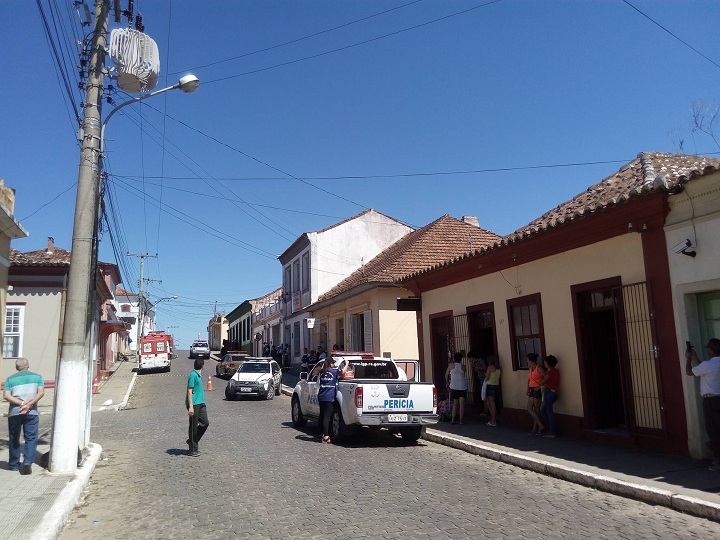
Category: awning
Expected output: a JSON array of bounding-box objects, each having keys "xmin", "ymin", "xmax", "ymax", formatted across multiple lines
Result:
[{"xmin": 100, "ymin": 319, "xmax": 131, "ymax": 339}]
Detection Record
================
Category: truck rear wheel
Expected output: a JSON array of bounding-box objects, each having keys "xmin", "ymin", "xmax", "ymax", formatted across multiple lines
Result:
[
  {"xmin": 331, "ymin": 406, "xmax": 349, "ymax": 442},
  {"xmin": 291, "ymin": 396, "xmax": 307, "ymax": 427},
  {"xmin": 400, "ymin": 426, "xmax": 423, "ymax": 443}
]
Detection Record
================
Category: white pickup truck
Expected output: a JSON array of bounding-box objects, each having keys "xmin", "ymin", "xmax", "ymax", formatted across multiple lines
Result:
[{"xmin": 290, "ymin": 355, "xmax": 438, "ymax": 443}]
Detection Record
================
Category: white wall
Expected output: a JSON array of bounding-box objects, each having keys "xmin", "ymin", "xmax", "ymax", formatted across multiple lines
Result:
[{"xmin": 665, "ymin": 171, "xmax": 720, "ymax": 458}]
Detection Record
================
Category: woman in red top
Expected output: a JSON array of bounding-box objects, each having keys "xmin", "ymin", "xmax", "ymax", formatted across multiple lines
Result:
[
  {"xmin": 540, "ymin": 355, "xmax": 560, "ymax": 438},
  {"xmin": 526, "ymin": 353, "xmax": 546, "ymax": 434}
]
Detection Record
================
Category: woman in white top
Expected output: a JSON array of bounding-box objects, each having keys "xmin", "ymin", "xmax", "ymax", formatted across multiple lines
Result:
[{"xmin": 445, "ymin": 352, "xmax": 468, "ymax": 425}]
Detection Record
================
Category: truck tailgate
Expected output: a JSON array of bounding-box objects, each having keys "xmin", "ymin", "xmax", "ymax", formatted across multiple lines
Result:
[{"xmin": 361, "ymin": 381, "xmax": 436, "ymax": 413}]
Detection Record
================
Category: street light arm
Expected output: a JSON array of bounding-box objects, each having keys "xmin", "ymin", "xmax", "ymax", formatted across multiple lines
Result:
[{"xmin": 100, "ymin": 75, "xmax": 199, "ymax": 153}]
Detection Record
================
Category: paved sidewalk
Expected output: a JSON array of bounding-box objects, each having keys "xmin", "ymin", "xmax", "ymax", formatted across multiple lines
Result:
[
  {"xmin": 0, "ymin": 358, "xmax": 137, "ymax": 540},
  {"xmin": 3, "ymin": 359, "xmax": 720, "ymax": 539}
]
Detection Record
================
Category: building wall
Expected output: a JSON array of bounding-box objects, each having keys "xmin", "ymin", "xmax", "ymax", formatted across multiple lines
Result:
[
  {"xmin": 310, "ymin": 287, "xmax": 419, "ymax": 360},
  {"xmin": 5, "ymin": 289, "xmax": 62, "ymax": 382},
  {"xmin": 420, "ymin": 233, "xmax": 646, "ymax": 419},
  {"xmin": 665, "ymin": 171, "xmax": 720, "ymax": 458}
]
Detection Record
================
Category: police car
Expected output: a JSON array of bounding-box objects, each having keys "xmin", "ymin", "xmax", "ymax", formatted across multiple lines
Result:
[{"xmin": 225, "ymin": 358, "xmax": 282, "ymax": 400}]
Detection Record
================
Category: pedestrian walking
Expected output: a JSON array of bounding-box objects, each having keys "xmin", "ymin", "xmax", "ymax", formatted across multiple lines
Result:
[
  {"xmin": 186, "ymin": 359, "xmax": 209, "ymax": 457},
  {"xmin": 445, "ymin": 352, "xmax": 468, "ymax": 425},
  {"xmin": 686, "ymin": 338, "xmax": 720, "ymax": 471},
  {"xmin": 3, "ymin": 357, "xmax": 45, "ymax": 474},
  {"xmin": 540, "ymin": 355, "xmax": 560, "ymax": 437}
]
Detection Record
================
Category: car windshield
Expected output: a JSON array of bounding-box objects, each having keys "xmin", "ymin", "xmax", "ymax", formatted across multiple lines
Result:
[
  {"xmin": 193, "ymin": 342, "xmax": 208, "ymax": 348},
  {"xmin": 226, "ymin": 355, "xmax": 245, "ymax": 363},
  {"xmin": 239, "ymin": 362, "xmax": 270, "ymax": 373}
]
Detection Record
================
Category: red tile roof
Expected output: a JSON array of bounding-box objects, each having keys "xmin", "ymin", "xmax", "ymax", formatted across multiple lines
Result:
[
  {"xmin": 318, "ymin": 215, "xmax": 501, "ymax": 302},
  {"xmin": 397, "ymin": 152, "xmax": 720, "ymax": 283},
  {"xmin": 10, "ymin": 247, "xmax": 71, "ymax": 267},
  {"xmin": 508, "ymin": 152, "xmax": 720, "ymax": 241}
]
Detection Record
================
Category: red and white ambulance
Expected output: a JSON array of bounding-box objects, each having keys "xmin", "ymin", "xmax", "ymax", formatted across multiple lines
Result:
[{"xmin": 138, "ymin": 331, "xmax": 174, "ymax": 372}]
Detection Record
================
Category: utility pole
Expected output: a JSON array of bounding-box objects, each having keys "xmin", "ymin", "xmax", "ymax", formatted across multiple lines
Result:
[
  {"xmin": 49, "ymin": 0, "xmax": 109, "ymax": 474},
  {"xmin": 128, "ymin": 253, "xmax": 157, "ymax": 350}
]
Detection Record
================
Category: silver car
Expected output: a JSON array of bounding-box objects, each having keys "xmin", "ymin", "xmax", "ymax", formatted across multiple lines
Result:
[
  {"xmin": 189, "ymin": 340, "xmax": 210, "ymax": 359},
  {"xmin": 225, "ymin": 358, "xmax": 282, "ymax": 400}
]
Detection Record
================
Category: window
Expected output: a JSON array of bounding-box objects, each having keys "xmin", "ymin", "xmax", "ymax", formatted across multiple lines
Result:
[
  {"xmin": 348, "ymin": 310, "xmax": 372, "ymax": 352},
  {"xmin": 3, "ymin": 306, "xmax": 24, "ymax": 358},
  {"xmin": 121, "ymin": 304, "xmax": 131, "ymax": 312},
  {"xmin": 293, "ymin": 260, "xmax": 301, "ymax": 297},
  {"xmin": 293, "ymin": 322, "xmax": 301, "ymax": 355},
  {"xmin": 336, "ymin": 317, "xmax": 345, "ymax": 350},
  {"xmin": 507, "ymin": 294, "xmax": 544, "ymax": 370},
  {"xmin": 284, "ymin": 265, "xmax": 291, "ymax": 295},
  {"xmin": 302, "ymin": 253, "xmax": 310, "ymax": 291}
]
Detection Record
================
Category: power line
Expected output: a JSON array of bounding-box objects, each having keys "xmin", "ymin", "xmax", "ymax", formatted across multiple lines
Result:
[
  {"xmin": 622, "ymin": 0, "xmax": 720, "ymax": 71},
  {"xmin": 175, "ymin": 0, "xmax": 424, "ymax": 74},
  {"xmin": 204, "ymin": 1, "xmax": 504, "ymax": 85}
]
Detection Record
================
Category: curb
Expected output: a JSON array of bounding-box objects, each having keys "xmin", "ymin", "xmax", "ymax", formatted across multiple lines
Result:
[
  {"xmin": 422, "ymin": 430, "xmax": 720, "ymax": 523},
  {"xmin": 116, "ymin": 371, "xmax": 138, "ymax": 411},
  {"xmin": 29, "ymin": 443, "xmax": 103, "ymax": 540}
]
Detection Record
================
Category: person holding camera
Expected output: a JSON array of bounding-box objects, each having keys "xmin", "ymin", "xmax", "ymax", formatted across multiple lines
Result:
[{"xmin": 685, "ymin": 338, "xmax": 720, "ymax": 471}]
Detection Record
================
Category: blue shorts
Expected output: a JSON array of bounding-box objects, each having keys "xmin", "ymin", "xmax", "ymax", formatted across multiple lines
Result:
[{"xmin": 485, "ymin": 384, "xmax": 499, "ymax": 398}]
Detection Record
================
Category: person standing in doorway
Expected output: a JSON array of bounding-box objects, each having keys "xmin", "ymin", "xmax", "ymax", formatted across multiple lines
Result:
[
  {"xmin": 446, "ymin": 352, "xmax": 468, "ymax": 425},
  {"xmin": 186, "ymin": 359, "xmax": 209, "ymax": 457},
  {"xmin": 686, "ymin": 338, "xmax": 720, "ymax": 471},
  {"xmin": 540, "ymin": 355, "xmax": 560, "ymax": 438},
  {"xmin": 3, "ymin": 358, "xmax": 45, "ymax": 474},
  {"xmin": 526, "ymin": 353, "xmax": 546, "ymax": 434}
]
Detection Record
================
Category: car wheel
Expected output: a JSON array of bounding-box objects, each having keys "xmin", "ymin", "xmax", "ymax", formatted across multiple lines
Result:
[
  {"xmin": 165, "ymin": 365, "xmax": 171, "ymax": 373},
  {"xmin": 225, "ymin": 386, "xmax": 234, "ymax": 401},
  {"xmin": 275, "ymin": 381, "xmax": 281, "ymax": 396},
  {"xmin": 291, "ymin": 396, "xmax": 307, "ymax": 427},
  {"xmin": 400, "ymin": 426, "xmax": 423, "ymax": 443},
  {"xmin": 265, "ymin": 383, "xmax": 274, "ymax": 400},
  {"xmin": 330, "ymin": 406, "xmax": 348, "ymax": 443}
]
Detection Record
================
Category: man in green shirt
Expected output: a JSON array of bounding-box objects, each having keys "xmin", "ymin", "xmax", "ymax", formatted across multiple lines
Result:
[{"xmin": 186, "ymin": 359, "xmax": 209, "ymax": 456}]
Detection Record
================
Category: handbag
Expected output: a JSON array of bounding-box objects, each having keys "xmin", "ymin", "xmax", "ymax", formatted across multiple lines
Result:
[{"xmin": 481, "ymin": 379, "xmax": 488, "ymax": 401}]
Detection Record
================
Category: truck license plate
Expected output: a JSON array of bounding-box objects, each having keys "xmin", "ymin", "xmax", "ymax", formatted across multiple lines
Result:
[
  {"xmin": 240, "ymin": 387, "xmax": 252, "ymax": 392},
  {"xmin": 388, "ymin": 414, "xmax": 408, "ymax": 422}
]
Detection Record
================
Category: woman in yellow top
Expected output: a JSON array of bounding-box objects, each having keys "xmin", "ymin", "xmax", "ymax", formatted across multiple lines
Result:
[
  {"xmin": 484, "ymin": 355, "xmax": 501, "ymax": 426},
  {"xmin": 526, "ymin": 353, "xmax": 546, "ymax": 434}
]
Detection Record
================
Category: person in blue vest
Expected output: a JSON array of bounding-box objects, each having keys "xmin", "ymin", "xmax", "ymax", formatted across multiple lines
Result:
[
  {"xmin": 3, "ymin": 357, "xmax": 45, "ymax": 474},
  {"xmin": 186, "ymin": 359, "xmax": 209, "ymax": 457},
  {"xmin": 317, "ymin": 357, "xmax": 349, "ymax": 443}
]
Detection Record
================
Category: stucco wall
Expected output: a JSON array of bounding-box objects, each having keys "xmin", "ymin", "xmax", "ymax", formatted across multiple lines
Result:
[
  {"xmin": 665, "ymin": 171, "xmax": 720, "ymax": 458},
  {"xmin": 314, "ymin": 211, "xmax": 412, "ymax": 297},
  {"xmin": 5, "ymin": 289, "xmax": 62, "ymax": 382},
  {"xmin": 421, "ymin": 233, "xmax": 646, "ymax": 419}
]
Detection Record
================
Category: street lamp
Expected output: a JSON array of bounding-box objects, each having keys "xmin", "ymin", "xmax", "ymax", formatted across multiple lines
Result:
[
  {"xmin": 100, "ymin": 75, "xmax": 200, "ymax": 153},
  {"xmin": 50, "ymin": 67, "xmax": 200, "ymax": 473}
]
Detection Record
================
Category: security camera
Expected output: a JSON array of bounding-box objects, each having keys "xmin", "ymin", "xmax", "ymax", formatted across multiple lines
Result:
[
  {"xmin": 672, "ymin": 239, "xmax": 691, "ymax": 254},
  {"xmin": 671, "ymin": 239, "xmax": 696, "ymax": 257}
]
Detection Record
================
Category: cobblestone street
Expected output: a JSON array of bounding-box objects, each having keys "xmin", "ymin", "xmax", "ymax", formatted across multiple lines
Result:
[{"xmin": 60, "ymin": 355, "xmax": 720, "ymax": 539}]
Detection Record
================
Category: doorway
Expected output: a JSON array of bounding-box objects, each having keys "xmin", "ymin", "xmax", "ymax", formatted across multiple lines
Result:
[{"xmin": 575, "ymin": 283, "xmax": 626, "ymax": 431}]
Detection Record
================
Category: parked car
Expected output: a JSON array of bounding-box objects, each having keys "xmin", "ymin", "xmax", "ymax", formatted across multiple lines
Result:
[
  {"xmin": 189, "ymin": 340, "xmax": 210, "ymax": 359},
  {"xmin": 225, "ymin": 358, "xmax": 282, "ymax": 400},
  {"xmin": 216, "ymin": 351, "xmax": 249, "ymax": 377}
]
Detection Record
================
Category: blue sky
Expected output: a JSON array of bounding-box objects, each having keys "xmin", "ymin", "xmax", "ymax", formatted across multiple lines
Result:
[{"xmin": 3, "ymin": 0, "xmax": 720, "ymax": 348}]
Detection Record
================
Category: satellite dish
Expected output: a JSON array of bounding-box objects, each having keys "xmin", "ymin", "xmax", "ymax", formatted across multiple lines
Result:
[{"xmin": 108, "ymin": 28, "xmax": 160, "ymax": 93}]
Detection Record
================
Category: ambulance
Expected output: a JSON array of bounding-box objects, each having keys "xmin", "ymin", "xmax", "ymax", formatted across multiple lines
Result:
[{"xmin": 138, "ymin": 331, "xmax": 174, "ymax": 372}]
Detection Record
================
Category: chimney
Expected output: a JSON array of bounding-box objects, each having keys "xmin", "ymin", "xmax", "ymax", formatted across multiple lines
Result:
[
  {"xmin": 461, "ymin": 216, "xmax": 479, "ymax": 227},
  {"xmin": 46, "ymin": 237, "xmax": 55, "ymax": 255}
]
